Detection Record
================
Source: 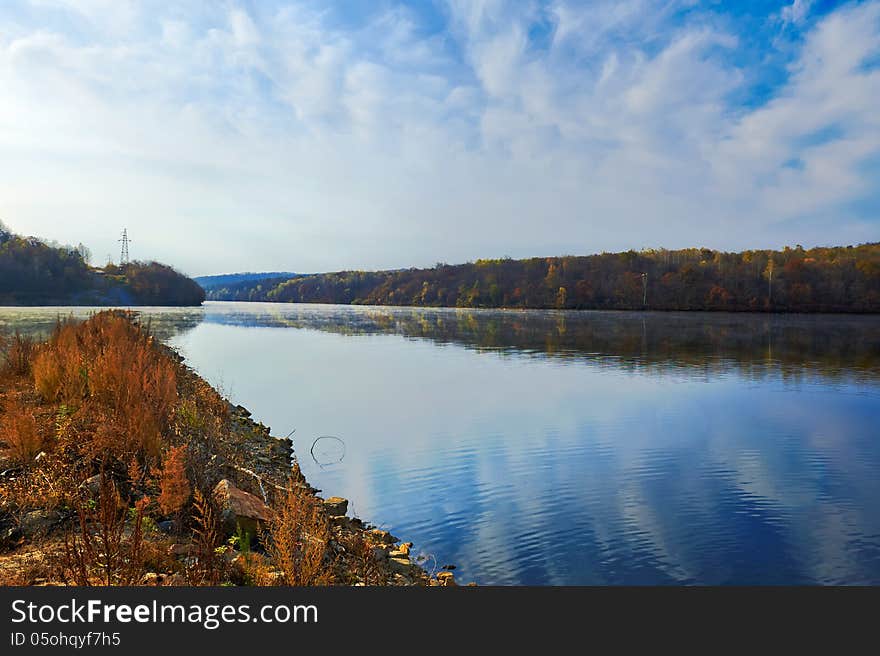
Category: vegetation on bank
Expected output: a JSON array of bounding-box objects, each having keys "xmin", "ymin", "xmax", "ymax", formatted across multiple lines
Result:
[
  {"xmin": 212, "ymin": 243, "xmax": 880, "ymax": 312},
  {"xmin": 195, "ymin": 272, "xmax": 300, "ymax": 295},
  {"xmin": 202, "ymin": 275, "xmax": 304, "ymax": 302},
  {"xmin": 0, "ymin": 313, "xmax": 442, "ymax": 586},
  {"xmin": 0, "ymin": 222, "xmax": 204, "ymax": 306}
]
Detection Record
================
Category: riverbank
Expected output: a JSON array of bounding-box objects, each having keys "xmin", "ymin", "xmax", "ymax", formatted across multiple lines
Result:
[{"xmin": 0, "ymin": 311, "xmax": 455, "ymax": 586}]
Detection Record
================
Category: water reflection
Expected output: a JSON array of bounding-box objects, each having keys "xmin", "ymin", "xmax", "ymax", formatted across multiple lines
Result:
[
  {"xmin": 2, "ymin": 302, "xmax": 879, "ymax": 584},
  {"xmin": 0, "ymin": 305, "xmax": 205, "ymax": 342},
  {"xmin": 199, "ymin": 302, "xmax": 880, "ymax": 384}
]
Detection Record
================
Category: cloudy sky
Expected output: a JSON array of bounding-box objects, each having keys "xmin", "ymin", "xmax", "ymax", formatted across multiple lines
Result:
[{"xmin": 0, "ymin": 0, "xmax": 878, "ymax": 276}]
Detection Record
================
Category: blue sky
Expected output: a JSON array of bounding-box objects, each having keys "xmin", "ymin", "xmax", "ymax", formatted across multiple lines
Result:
[{"xmin": 0, "ymin": 0, "xmax": 877, "ymax": 275}]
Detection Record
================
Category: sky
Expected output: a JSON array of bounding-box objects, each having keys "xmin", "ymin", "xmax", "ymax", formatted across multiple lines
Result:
[{"xmin": 0, "ymin": 0, "xmax": 878, "ymax": 276}]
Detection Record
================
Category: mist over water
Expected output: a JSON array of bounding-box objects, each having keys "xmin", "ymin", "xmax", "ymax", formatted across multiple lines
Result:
[{"xmin": 4, "ymin": 302, "xmax": 879, "ymax": 584}]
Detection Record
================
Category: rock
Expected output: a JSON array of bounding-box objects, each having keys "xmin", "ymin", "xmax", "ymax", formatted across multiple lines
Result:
[
  {"xmin": 79, "ymin": 474, "xmax": 107, "ymax": 496},
  {"xmin": 368, "ymin": 529, "xmax": 399, "ymax": 545},
  {"xmin": 18, "ymin": 510, "xmax": 61, "ymax": 538},
  {"xmin": 437, "ymin": 572, "xmax": 456, "ymax": 586},
  {"xmin": 388, "ymin": 557, "xmax": 414, "ymax": 574},
  {"xmin": 370, "ymin": 547, "xmax": 388, "ymax": 562},
  {"xmin": 139, "ymin": 572, "xmax": 164, "ymax": 586},
  {"xmin": 329, "ymin": 515, "xmax": 350, "ymax": 528},
  {"xmin": 212, "ymin": 478, "xmax": 274, "ymax": 538},
  {"xmin": 322, "ymin": 497, "xmax": 348, "ymax": 516},
  {"xmin": 442, "ymin": 564, "xmax": 457, "ymax": 571},
  {"xmin": 389, "ymin": 547, "xmax": 409, "ymax": 559},
  {"xmin": 167, "ymin": 543, "xmax": 196, "ymax": 557},
  {"xmin": 164, "ymin": 573, "xmax": 186, "ymax": 586}
]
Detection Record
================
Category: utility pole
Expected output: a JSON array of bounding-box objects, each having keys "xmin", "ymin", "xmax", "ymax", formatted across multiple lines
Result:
[{"xmin": 119, "ymin": 229, "xmax": 131, "ymax": 265}]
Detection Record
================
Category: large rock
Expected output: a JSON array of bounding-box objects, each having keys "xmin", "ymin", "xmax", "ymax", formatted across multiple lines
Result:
[
  {"xmin": 322, "ymin": 497, "xmax": 348, "ymax": 516},
  {"xmin": 212, "ymin": 479, "xmax": 274, "ymax": 538},
  {"xmin": 368, "ymin": 529, "xmax": 399, "ymax": 545},
  {"xmin": 388, "ymin": 557, "xmax": 413, "ymax": 574},
  {"xmin": 19, "ymin": 510, "xmax": 61, "ymax": 539},
  {"xmin": 79, "ymin": 474, "xmax": 106, "ymax": 496}
]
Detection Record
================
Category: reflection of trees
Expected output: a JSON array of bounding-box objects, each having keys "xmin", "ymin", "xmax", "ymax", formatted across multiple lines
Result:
[
  {"xmin": 0, "ymin": 308, "xmax": 205, "ymax": 343},
  {"xmin": 203, "ymin": 306, "xmax": 880, "ymax": 384}
]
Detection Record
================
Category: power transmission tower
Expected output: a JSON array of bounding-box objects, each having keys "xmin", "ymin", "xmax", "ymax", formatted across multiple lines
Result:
[{"xmin": 119, "ymin": 229, "xmax": 131, "ymax": 265}]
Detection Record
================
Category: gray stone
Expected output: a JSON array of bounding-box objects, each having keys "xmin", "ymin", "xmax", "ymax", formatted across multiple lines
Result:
[
  {"xmin": 368, "ymin": 529, "xmax": 399, "ymax": 545},
  {"xmin": 79, "ymin": 474, "xmax": 106, "ymax": 496},
  {"xmin": 167, "ymin": 543, "xmax": 196, "ymax": 557},
  {"xmin": 388, "ymin": 557, "xmax": 414, "ymax": 574},
  {"xmin": 322, "ymin": 497, "xmax": 348, "ymax": 516},
  {"xmin": 19, "ymin": 510, "xmax": 61, "ymax": 538}
]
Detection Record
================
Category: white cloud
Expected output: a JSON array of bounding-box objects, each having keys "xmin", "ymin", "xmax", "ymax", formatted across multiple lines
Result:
[
  {"xmin": 780, "ymin": 0, "xmax": 814, "ymax": 26},
  {"xmin": 0, "ymin": 1, "xmax": 877, "ymax": 275}
]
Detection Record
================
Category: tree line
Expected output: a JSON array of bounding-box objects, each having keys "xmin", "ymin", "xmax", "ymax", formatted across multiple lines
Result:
[
  {"xmin": 207, "ymin": 243, "xmax": 880, "ymax": 313},
  {"xmin": 0, "ymin": 222, "xmax": 204, "ymax": 306}
]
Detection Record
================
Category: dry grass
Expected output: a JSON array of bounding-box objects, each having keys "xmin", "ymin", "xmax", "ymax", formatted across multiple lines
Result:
[
  {"xmin": 188, "ymin": 489, "xmax": 231, "ymax": 585},
  {"xmin": 158, "ymin": 445, "xmax": 190, "ymax": 516},
  {"xmin": 59, "ymin": 475, "xmax": 147, "ymax": 586},
  {"xmin": 265, "ymin": 482, "xmax": 334, "ymax": 586},
  {"xmin": 0, "ymin": 332, "xmax": 35, "ymax": 378},
  {"xmin": 0, "ymin": 397, "xmax": 43, "ymax": 463},
  {"xmin": 30, "ymin": 312, "xmax": 178, "ymax": 463}
]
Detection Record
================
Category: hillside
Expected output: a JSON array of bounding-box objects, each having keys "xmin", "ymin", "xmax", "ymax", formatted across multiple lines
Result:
[
  {"xmin": 208, "ymin": 244, "xmax": 880, "ymax": 313},
  {"xmin": 195, "ymin": 272, "xmax": 299, "ymax": 291},
  {"xmin": 195, "ymin": 272, "xmax": 303, "ymax": 302},
  {"xmin": 0, "ymin": 223, "xmax": 204, "ymax": 306}
]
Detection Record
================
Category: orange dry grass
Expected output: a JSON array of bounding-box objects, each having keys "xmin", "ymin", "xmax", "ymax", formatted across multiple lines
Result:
[
  {"xmin": 31, "ymin": 312, "xmax": 178, "ymax": 463},
  {"xmin": 265, "ymin": 483, "xmax": 334, "ymax": 585},
  {"xmin": 0, "ymin": 398, "xmax": 43, "ymax": 463},
  {"xmin": 158, "ymin": 445, "xmax": 190, "ymax": 515}
]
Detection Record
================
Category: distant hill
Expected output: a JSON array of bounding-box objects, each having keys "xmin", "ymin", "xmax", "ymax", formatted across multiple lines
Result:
[
  {"xmin": 204, "ymin": 244, "xmax": 880, "ymax": 313},
  {"xmin": 195, "ymin": 272, "xmax": 304, "ymax": 301},
  {"xmin": 194, "ymin": 272, "xmax": 300, "ymax": 290},
  {"xmin": 0, "ymin": 222, "xmax": 204, "ymax": 306}
]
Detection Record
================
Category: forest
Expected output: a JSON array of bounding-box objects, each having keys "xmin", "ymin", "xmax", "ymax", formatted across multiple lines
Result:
[
  {"xmin": 0, "ymin": 223, "xmax": 204, "ymax": 306},
  {"xmin": 210, "ymin": 243, "xmax": 880, "ymax": 313}
]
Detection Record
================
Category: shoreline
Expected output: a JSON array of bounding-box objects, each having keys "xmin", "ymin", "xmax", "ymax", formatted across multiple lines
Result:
[{"xmin": 0, "ymin": 311, "xmax": 456, "ymax": 587}]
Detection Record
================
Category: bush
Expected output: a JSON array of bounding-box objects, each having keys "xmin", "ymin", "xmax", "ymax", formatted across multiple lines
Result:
[
  {"xmin": 0, "ymin": 398, "xmax": 42, "ymax": 463},
  {"xmin": 0, "ymin": 332, "xmax": 35, "ymax": 377},
  {"xmin": 265, "ymin": 483, "xmax": 333, "ymax": 585},
  {"xmin": 158, "ymin": 445, "xmax": 190, "ymax": 516},
  {"xmin": 31, "ymin": 312, "xmax": 178, "ymax": 462}
]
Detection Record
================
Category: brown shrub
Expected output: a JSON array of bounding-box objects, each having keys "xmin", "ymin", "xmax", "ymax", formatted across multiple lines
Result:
[
  {"xmin": 60, "ymin": 476, "xmax": 147, "ymax": 586},
  {"xmin": 188, "ymin": 489, "xmax": 229, "ymax": 585},
  {"xmin": 0, "ymin": 332, "xmax": 35, "ymax": 377},
  {"xmin": 158, "ymin": 445, "xmax": 190, "ymax": 516},
  {"xmin": 32, "ymin": 312, "xmax": 179, "ymax": 463},
  {"xmin": 0, "ymin": 398, "xmax": 43, "ymax": 463},
  {"xmin": 265, "ymin": 483, "xmax": 333, "ymax": 586}
]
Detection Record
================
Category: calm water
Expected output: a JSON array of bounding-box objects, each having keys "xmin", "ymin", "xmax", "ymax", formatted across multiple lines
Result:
[{"xmin": 3, "ymin": 302, "xmax": 880, "ymax": 585}]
